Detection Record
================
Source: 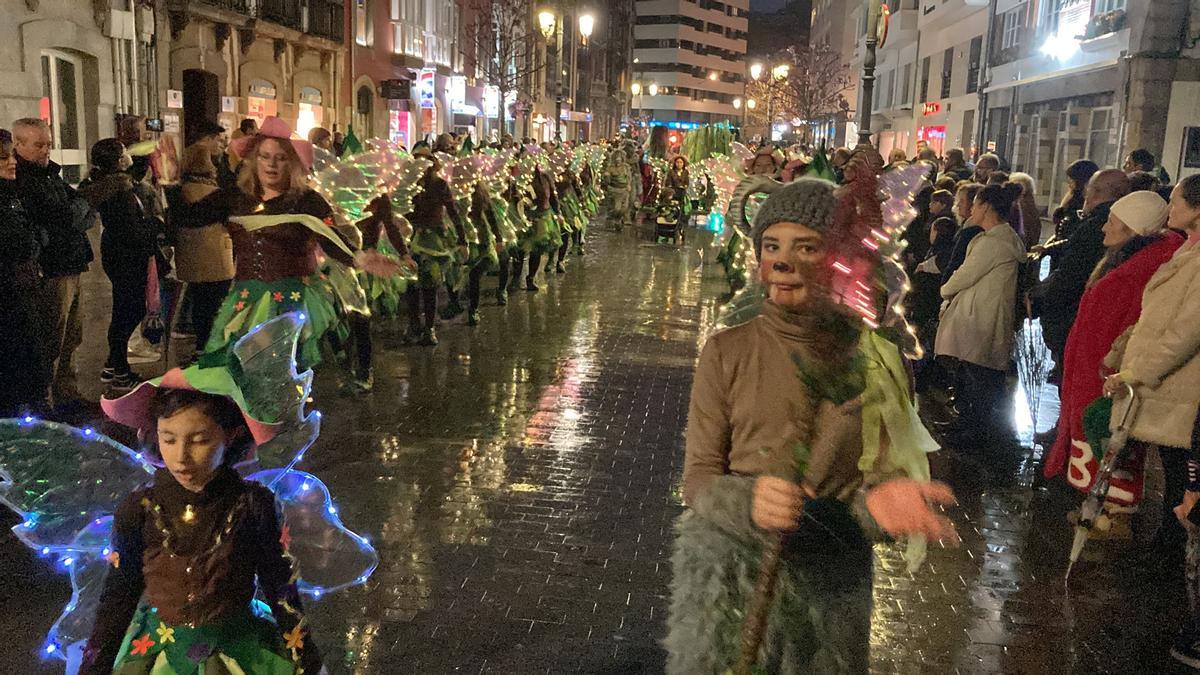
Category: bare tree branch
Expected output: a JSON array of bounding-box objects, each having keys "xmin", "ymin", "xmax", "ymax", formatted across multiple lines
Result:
[
  {"xmin": 745, "ymin": 45, "xmax": 852, "ymax": 137},
  {"xmin": 463, "ymin": 0, "xmax": 548, "ymax": 134}
]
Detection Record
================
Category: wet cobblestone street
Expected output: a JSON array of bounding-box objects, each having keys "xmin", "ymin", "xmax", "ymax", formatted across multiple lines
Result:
[{"xmin": 0, "ymin": 227, "xmax": 1193, "ymax": 673}]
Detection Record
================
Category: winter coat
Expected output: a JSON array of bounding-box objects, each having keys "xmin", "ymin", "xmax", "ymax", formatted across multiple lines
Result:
[
  {"xmin": 940, "ymin": 224, "xmax": 982, "ymax": 284},
  {"xmin": 0, "ymin": 179, "xmax": 47, "ymax": 414},
  {"xmin": 175, "ymin": 176, "xmax": 235, "ymax": 283},
  {"xmin": 1044, "ymin": 232, "xmax": 1184, "ymax": 478},
  {"xmin": 78, "ymin": 171, "xmax": 162, "ymax": 268},
  {"xmin": 1105, "ymin": 240, "xmax": 1200, "ymax": 449},
  {"xmin": 0, "ymin": 179, "xmax": 43, "ymax": 281},
  {"xmin": 671, "ymin": 300, "xmax": 881, "ymax": 674},
  {"xmin": 935, "ymin": 223, "xmax": 1026, "ymax": 370},
  {"xmin": 15, "ymin": 155, "xmax": 95, "ymax": 278},
  {"xmin": 1029, "ymin": 201, "xmax": 1112, "ymax": 358}
]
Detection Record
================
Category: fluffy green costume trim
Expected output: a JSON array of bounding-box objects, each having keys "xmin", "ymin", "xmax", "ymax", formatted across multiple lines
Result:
[{"xmin": 665, "ymin": 476, "xmax": 875, "ymax": 674}]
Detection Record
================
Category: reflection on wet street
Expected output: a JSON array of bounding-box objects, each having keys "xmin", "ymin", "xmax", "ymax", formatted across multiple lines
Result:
[{"xmin": 0, "ymin": 228, "xmax": 1191, "ymax": 673}]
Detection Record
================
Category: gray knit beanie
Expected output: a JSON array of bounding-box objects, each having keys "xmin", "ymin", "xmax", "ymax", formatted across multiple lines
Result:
[{"xmin": 750, "ymin": 177, "xmax": 838, "ymax": 252}]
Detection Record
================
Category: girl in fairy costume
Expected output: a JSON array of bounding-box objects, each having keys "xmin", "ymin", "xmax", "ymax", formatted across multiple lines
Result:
[
  {"xmin": 404, "ymin": 144, "xmax": 469, "ymax": 346},
  {"xmin": 666, "ymin": 159, "xmax": 957, "ymax": 673},
  {"xmin": 81, "ymin": 369, "xmax": 325, "ymax": 674},
  {"xmin": 178, "ymin": 117, "xmax": 390, "ymax": 369},
  {"xmin": 465, "ymin": 181, "xmax": 507, "ymax": 326}
]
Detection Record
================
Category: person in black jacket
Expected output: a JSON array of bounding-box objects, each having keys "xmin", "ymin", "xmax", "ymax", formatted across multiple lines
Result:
[
  {"xmin": 79, "ymin": 139, "xmax": 163, "ymax": 390},
  {"xmin": 12, "ymin": 118, "xmax": 95, "ymax": 409},
  {"xmin": 1028, "ymin": 169, "xmax": 1131, "ymax": 380},
  {"xmin": 0, "ymin": 129, "xmax": 49, "ymax": 415}
]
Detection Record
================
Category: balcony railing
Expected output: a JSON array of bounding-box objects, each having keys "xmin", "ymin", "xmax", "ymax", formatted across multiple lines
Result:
[
  {"xmin": 261, "ymin": 0, "xmax": 302, "ymax": 31},
  {"xmin": 181, "ymin": 0, "xmax": 344, "ymax": 42}
]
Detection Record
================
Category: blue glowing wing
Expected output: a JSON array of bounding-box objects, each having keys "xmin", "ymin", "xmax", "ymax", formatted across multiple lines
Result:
[
  {"xmin": 42, "ymin": 517, "xmax": 116, "ymax": 660},
  {"xmin": 0, "ymin": 418, "xmax": 153, "ymax": 554},
  {"xmin": 231, "ymin": 313, "xmax": 321, "ymax": 480},
  {"xmin": 247, "ymin": 469, "xmax": 378, "ymax": 596}
]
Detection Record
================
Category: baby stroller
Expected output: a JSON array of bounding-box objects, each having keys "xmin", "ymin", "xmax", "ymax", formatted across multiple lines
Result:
[{"xmin": 654, "ymin": 198, "xmax": 686, "ymax": 246}]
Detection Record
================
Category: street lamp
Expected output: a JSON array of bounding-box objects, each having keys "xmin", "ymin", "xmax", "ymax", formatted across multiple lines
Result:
[
  {"xmin": 858, "ymin": 0, "xmax": 884, "ymax": 146},
  {"xmin": 647, "ymin": 82, "xmax": 659, "ymax": 97},
  {"xmin": 749, "ymin": 62, "xmax": 764, "ymax": 81},
  {"xmin": 746, "ymin": 98, "xmax": 757, "ymax": 110},
  {"xmin": 538, "ymin": 10, "xmax": 556, "ymax": 39},
  {"xmin": 772, "ymin": 64, "xmax": 789, "ymax": 81},
  {"xmin": 578, "ymin": 13, "xmax": 594, "ymax": 45},
  {"xmin": 734, "ymin": 97, "xmax": 745, "ymax": 136}
]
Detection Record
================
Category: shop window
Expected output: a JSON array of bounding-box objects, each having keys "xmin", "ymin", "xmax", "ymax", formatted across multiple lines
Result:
[
  {"xmin": 355, "ymin": 0, "xmax": 373, "ymax": 47},
  {"xmin": 966, "ymin": 37, "xmax": 982, "ymax": 95},
  {"xmin": 940, "ymin": 47, "xmax": 953, "ymax": 99},
  {"xmin": 40, "ymin": 50, "xmax": 85, "ymax": 183}
]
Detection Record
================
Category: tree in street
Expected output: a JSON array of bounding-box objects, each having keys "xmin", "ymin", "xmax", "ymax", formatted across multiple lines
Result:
[
  {"xmin": 746, "ymin": 45, "xmax": 852, "ymax": 143},
  {"xmin": 463, "ymin": 0, "xmax": 548, "ymax": 136}
]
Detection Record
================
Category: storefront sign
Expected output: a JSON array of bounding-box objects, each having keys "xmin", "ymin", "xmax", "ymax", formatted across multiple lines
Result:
[
  {"xmin": 163, "ymin": 111, "xmax": 181, "ymax": 134},
  {"xmin": 921, "ymin": 102, "xmax": 941, "ymax": 116},
  {"xmin": 484, "ymin": 85, "xmax": 500, "ymax": 118},
  {"xmin": 417, "ymin": 69, "xmax": 436, "ymax": 109},
  {"xmin": 166, "ymin": 89, "xmax": 183, "ymax": 109},
  {"xmin": 389, "ymin": 106, "xmax": 411, "ymax": 149}
]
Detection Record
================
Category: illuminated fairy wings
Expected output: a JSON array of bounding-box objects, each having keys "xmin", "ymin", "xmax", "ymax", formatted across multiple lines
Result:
[{"xmin": 0, "ymin": 314, "xmax": 378, "ymax": 661}]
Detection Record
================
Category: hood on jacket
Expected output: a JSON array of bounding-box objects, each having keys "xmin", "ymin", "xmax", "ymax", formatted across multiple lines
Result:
[{"xmin": 78, "ymin": 172, "xmax": 134, "ymax": 207}]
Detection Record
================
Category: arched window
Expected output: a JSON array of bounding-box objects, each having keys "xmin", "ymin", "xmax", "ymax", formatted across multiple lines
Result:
[{"xmin": 355, "ymin": 85, "xmax": 374, "ymax": 137}]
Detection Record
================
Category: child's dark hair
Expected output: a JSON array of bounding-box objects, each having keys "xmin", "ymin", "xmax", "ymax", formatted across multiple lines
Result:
[{"xmin": 145, "ymin": 389, "xmax": 254, "ymax": 465}]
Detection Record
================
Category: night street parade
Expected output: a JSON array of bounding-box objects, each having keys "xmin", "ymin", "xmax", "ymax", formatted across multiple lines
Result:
[{"xmin": 1, "ymin": 0, "xmax": 1199, "ymax": 673}]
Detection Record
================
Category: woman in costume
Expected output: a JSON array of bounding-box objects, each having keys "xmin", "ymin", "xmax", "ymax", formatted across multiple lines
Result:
[
  {"xmin": 665, "ymin": 156, "xmax": 691, "ymax": 240},
  {"xmin": 513, "ymin": 153, "xmax": 559, "ymax": 292},
  {"xmin": 549, "ymin": 151, "xmax": 582, "ymax": 275},
  {"xmin": 1042, "ymin": 191, "xmax": 1181, "ymax": 505},
  {"xmin": 178, "ymin": 117, "xmax": 368, "ymax": 369},
  {"xmin": 81, "ymin": 374, "xmax": 324, "ymax": 674},
  {"xmin": 667, "ymin": 165, "xmax": 956, "ymax": 674},
  {"xmin": 404, "ymin": 144, "xmax": 469, "ymax": 346}
]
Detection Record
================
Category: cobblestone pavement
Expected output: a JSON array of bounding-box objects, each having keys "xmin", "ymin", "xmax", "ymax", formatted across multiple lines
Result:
[{"xmin": 0, "ymin": 227, "xmax": 1192, "ymax": 673}]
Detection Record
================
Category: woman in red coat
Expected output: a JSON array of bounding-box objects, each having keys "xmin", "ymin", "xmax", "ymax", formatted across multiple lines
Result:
[{"xmin": 1043, "ymin": 191, "xmax": 1184, "ymax": 503}]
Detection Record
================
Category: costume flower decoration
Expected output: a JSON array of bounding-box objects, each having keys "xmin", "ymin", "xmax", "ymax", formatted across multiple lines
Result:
[{"xmin": 0, "ymin": 314, "xmax": 378, "ymax": 660}]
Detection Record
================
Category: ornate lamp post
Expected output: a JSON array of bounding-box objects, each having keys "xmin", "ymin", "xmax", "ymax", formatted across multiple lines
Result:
[
  {"xmin": 538, "ymin": 8, "xmax": 562, "ymax": 141},
  {"xmin": 857, "ymin": 0, "xmax": 884, "ymax": 146}
]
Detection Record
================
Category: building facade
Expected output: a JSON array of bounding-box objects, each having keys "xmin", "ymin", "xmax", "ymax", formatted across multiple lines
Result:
[
  {"xmin": 632, "ymin": 0, "xmax": 748, "ymax": 130},
  {"xmin": 1, "ymin": 0, "xmax": 162, "ymax": 182},
  {"xmin": 809, "ymin": 0, "xmax": 860, "ymax": 146}
]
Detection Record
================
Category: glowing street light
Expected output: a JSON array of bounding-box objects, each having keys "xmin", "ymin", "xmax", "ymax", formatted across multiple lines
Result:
[
  {"xmin": 630, "ymin": 81, "xmax": 642, "ymax": 96},
  {"xmin": 538, "ymin": 10, "xmax": 556, "ymax": 39},
  {"xmin": 749, "ymin": 62, "xmax": 764, "ymax": 81},
  {"xmin": 579, "ymin": 13, "xmax": 595, "ymax": 44},
  {"xmin": 772, "ymin": 63, "xmax": 790, "ymax": 81},
  {"xmin": 732, "ymin": 97, "xmax": 742, "ymax": 110},
  {"xmin": 647, "ymin": 82, "xmax": 659, "ymax": 97},
  {"xmin": 746, "ymin": 98, "xmax": 757, "ymax": 109}
]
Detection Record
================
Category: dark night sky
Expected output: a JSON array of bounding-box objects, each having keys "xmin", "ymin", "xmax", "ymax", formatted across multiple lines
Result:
[{"xmin": 751, "ymin": 0, "xmax": 790, "ymax": 10}]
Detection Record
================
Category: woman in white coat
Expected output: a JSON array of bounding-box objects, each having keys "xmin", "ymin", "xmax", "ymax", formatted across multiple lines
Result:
[
  {"xmin": 1103, "ymin": 174, "xmax": 1200, "ymax": 670},
  {"xmin": 935, "ymin": 182, "xmax": 1027, "ymax": 445}
]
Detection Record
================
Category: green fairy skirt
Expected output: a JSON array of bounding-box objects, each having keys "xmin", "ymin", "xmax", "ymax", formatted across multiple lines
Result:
[
  {"xmin": 517, "ymin": 208, "xmax": 560, "ymax": 255},
  {"xmin": 490, "ymin": 198, "xmax": 518, "ymax": 248},
  {"xmin": 202, "ymin": 273, "xmax": 341, "ymax": 369},
  {"xmin": 410, "ymin": 228, "xmax": 457, "ymax": 289},
  {"xmin": 112, "ymin": 604, "xmax": 298, "ymax": 675},
  {"xmin": 468, "ymin": 240, "xmax": 501, "ymax": 272},
  {"xmin": 363, "ymin": 239, "xmax": 413, "ymax": 317}
]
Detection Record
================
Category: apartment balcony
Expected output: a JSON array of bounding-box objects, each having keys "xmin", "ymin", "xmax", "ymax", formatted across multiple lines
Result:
[{"xmin": 166, "ymin": 0, "xmax": 343, "ymax": 43}]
